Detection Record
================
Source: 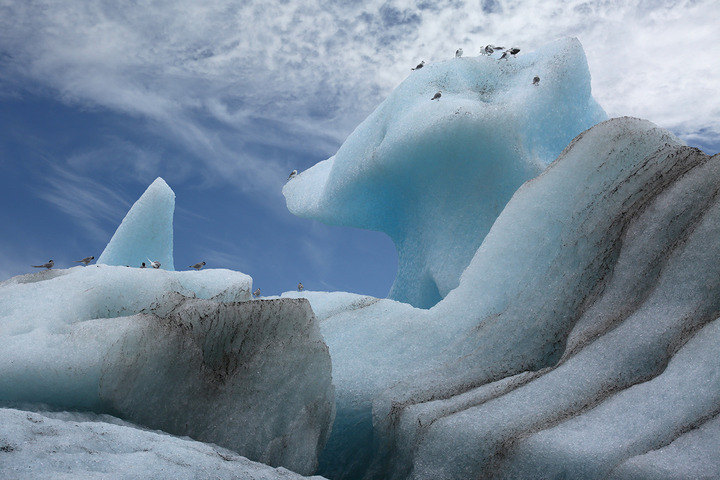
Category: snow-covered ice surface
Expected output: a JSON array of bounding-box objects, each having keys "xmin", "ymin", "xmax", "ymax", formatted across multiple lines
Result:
[
  {"xmin": 284, "ymin": 38, "xmax": 606, "ymax": 308},
  {"xmin": 301, "ymin": 117, "xmax": 720, "ymax": 479},
  {"xmin": 0, "ymin": 265, "xmax": 334, "ymax": 474},
  {"xmin": 98, "ymin": 177, "xmax": 175, "ymax": 270},
  {"xmin": 0, "ymin": 407, "xmax": 327, "ymax": 479}
]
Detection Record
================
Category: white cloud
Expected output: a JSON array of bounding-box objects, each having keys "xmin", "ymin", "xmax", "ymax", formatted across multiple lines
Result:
[{"xmin": 0, "ymin": 0, "xmax": 717, "ymax": 199}]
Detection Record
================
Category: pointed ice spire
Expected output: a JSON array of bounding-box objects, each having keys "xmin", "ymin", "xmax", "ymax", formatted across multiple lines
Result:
[{"xmin": 98, "ymin": 177, "xmax": 175, "ymax": 270}]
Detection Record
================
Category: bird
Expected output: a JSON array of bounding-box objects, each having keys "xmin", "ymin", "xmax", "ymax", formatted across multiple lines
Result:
[
  {"xmin": 298, "ymin": 282, "xmax": 304, "ymax": 292},
  {"xmin": 500, "ymin": 47, "xmax": 520, "ymax": 60},
  {"xmin": 74, "ymin": 256, "xmax": 94, "ymax": 266},
  {"xmin": 189, "ymin": 261, "xmax": 206, "ymax": 270},
  {"xmin": 32, "ymin": 259, "xmax": 54, "ymax": 269},
  {"xmin": 253, "ymin": 288, "xmax": 261, "ymax": 297},
  {"xmin": 455, "ymin": 48, "xmax": 463, "ymax": 58},
  {"xmin": 431, "ymin": 92, "xmax": 442, "ymax": 100},
  {"xmin": 483, "ymin": 44, "xmax": 503, "ymax": 55},
  {"xmin": 411, "ymin": 61, "xmax": 425, "ymax": 71},
  {"xmin": 288, "ymin": 170, "xmax": 298, "ymax": 180},
  {"xmin": 533, "ymin": 76, "xmax": 540, "ymax": 85},
  {"xmin": 147, "ymin": 258, "xmax": 161, "ymax": 269},
  {"xmin": 140, "ymin": 262, "xmax": 146, "ymax": 268}
]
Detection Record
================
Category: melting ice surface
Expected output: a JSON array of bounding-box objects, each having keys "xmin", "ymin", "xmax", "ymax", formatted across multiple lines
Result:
[
  {"xmin": 284, "ymin": 38, "xmax": 607, "ymax": 308},
  {"xmin": 293, "ymin": 117, "xmax": 720, "ymax": 480}
]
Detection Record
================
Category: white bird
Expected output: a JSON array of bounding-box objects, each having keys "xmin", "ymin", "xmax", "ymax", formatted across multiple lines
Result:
[
  {"xmin": 75, "ymin": 256, "xmax": 94, "ymax": 266},
  {"xmin": 288, "ymin": 170, "xmax": 298, "ymax": 180},
  {"xmin": 189, "ymin": 261, "xmax": 206, "ymax": 270},
  {"xmin": 297, "ymin": 282, "xmax": 304, "ymax": 292},
  {"xmin": 147, "ymin": 258, "xmax": 161, "ymax": 269},
  {"xmin": 32, "ymin": 259, "xmax": 54, "ymax": 269},
  {"xmin": 411, "ymin": 61, "xmax": 425, "ymax": 71},
  {"xmin": 455, "ymin": 48, "xmax": 463, "ymax": 58},
  {"xmin": 253, "ymin": 288, "xmax": 261, "ymax": 297}
]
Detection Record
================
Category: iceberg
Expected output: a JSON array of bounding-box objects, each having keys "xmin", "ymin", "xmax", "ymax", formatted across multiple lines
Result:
[
  {"xmin": 0, "ymin": 407, "xmax": 328, "ymax": 479},
  {"xmin": 293, "ymin": 117, "xmax": 720, "ymax": 479},
  {"xmin": 98, "ymin": 177, "xmax": 175, "ymax": 270},
  {"xmin": 284, "ymin": 38, "xmax": 607, "ymax": 308},
  {"xmin": 1, "ymin": 176, "xmax": 334, "ymax": 474},
  {"xmin": 0, "ymin": 266, "xmax": 334, "ymax": 474}
]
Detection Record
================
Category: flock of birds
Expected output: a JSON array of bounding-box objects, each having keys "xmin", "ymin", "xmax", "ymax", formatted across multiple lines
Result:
[
  {"xmin": 31, "ymin": 257, "xmax": 206, "ymax": 271},
  {"xmin": 31, "ymin": 257, "xmax": 305, "ymax": 299},
  {"xmin": 413, "ymin": 44, "xmax": 540, "ymax": 101},
  {"xmin": 283, "ymin": 44, "xmax": 538, "ymax": 180}
]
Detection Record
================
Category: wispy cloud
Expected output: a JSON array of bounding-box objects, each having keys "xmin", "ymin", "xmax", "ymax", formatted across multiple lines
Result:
[
  {"xmin": 36, "ymin": 165, "xmax": 131, "ymax": 241},
  {"xmin": 0, "ymin": 0, "xmax": 718, "ymax": 197}
]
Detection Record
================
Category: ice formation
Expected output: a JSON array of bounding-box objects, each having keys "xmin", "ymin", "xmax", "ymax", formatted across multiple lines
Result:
[
  {"xmin": 295, "ymin": 117, "xmax": 720, "ymax": 479},
  {"xmin": 0, "ymin": 265, "xmax": 334, "ymax": 474},
  {"xmin": 284, "ymin": 38, "xmax": 606, "ymax": 308},
  {"xmin": 0, "ymin": 407, "xmax": 328, "ymax": 479},
  {"xmin": 98, "ymin": 177, "xmax": 175, "ymax": 270}
]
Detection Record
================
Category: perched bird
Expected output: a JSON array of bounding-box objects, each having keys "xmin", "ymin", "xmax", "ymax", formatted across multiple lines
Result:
[
  {"xmin": 483, "ymin": 44, "xmax": 503, "ymax": 55},
  {"xmin": 533, "ymin": 76, "xmax": 540, "ymax": 85},
  {"xmin": 431, "ymin": 92, "xmax": 442, "ymax": 100},
  {"xmin": 75, "ymin": 256, "xmax": 94, "ymax": 266},
  {"xmin": 189, "ymin": 261, "xmax": 206, "ymax": 270},
  {"xmin": 32, "ymin": 259, "xmax": 54, "ymax": 269},
  {"xmin": 411, "ymin": 61, "xmax": 425, "ymax": 71},
  {"xmin": 288, "ymin": 170, "xmax": 298, "ymax": 180},
  {"xmin": 455, "ymin": 48, "xmax": 463, "ymax": 58},
  {"xmin": 253, "ymin": 288, "xmax": 261, "ymax": 297},
  {"xmin": 500, "ymin": 47, "xmax": 520, "ymax": 60},
  {"xmin": 147, "ymin": 258, "xmax": 161, "ymax": 269},
  {"xmin": 298, "ymin": 282, "xmax": 304, "ymax": 292},
  {"xmin": 140, "ymin": 262, "xmax": 146, "ymax": 268}
]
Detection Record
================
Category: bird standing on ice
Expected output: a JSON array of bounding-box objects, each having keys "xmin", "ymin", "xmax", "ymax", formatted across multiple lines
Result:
[
  {"xmin": 455, "ymin": 48, "xmax": 463, "ymax": 58},
  {"xmin": 189, "ymin": 261, "xmax": 206, "ymax": 270},
  {"xmin": 253, "ymin": 288, "xmax": 261, "ymax": 297},
  {"xmin": 288, "ymin": 170, "xmax": 298, "ymax": 180},
  {"xmin": 533, "ymin": 76, "xmax": 540, "ymax": 85},
  {"xmin": 500, "ymin": 47, "xmax": 520, "ymax": 59},
  {"xmin": 411, "ymin": 61, "xmax": 425, "ymax": 70},
  {"xmin": 140, "ymin": 262, "xmax": 146, "ymax": 268},
  {"xmin": 32, "ymin": 260, "xmax": 54, "ymax": 269},
  {"xmin": 298, "ymin": 282, "xmax": 304, "ymax": 291},
  {"xmin": 147, "ymin": 259, "xmax": 161, "ymax": 269},
  {"xmin": 431, "ymin": 92, "xmax": 442, "ymax": 100},
  {"xmin": 75, "ymin": 256, "xmax": 94, "ymax": 266}
]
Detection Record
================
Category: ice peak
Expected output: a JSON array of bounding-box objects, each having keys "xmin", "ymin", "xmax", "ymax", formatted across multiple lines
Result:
[{"xmin": 97, "ymin": 177, "xmax": 176, "ymax": 270}]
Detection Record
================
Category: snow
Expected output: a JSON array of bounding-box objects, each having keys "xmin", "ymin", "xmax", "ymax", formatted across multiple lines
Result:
[
  {"xmin": 0, "ymin": 266, "xmax": 333, "ymax": 474},
  {"xmin": 0, "ymin": 407, "xmax": 327, "ymax": 480},
  {"xmin": 299, "ymin": 117, "xmax": 720, "ymax": 479},
  {"xmin": 284, "ymin": 38, "xmax": 606, "ymax": 308},
  {"xmin": 98, "ymin": 177, "xmax": 175, "ymax": 270}
]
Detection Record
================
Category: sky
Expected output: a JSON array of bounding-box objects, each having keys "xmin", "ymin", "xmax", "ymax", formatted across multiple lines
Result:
[{"xmin": 1, "ymin": 0, "xmax": 719, "ymax": 297}]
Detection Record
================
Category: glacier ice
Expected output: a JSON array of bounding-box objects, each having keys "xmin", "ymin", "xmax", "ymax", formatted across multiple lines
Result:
[
  {"xmin": 0, "ymin": 407, "xmax": 328, "ymax": 479},
  {"xmin": 98, "ymin": 177, "xmax": 175, "ymax": 270},
  {"xmin": 0, "ymin": 265, "xmax": 334, "ymax": 475},
  {"xmin": 293, "ymin": 117, "xmax": 720, "ymax": 479},
  {"xmin": 284, "ymin": 38, "xmax": 607, "ymax": 308}
]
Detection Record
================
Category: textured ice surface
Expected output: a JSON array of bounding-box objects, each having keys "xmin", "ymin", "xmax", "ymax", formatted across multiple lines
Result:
[
  {"xmin": 0, "ymin": 407, "xmax": 328, "ymax": 480},
  {"xmin": 284, "ymin": 38, "xmax": 606, "ymax": 308},
  {"xmin": 98, "ymin": 177, "xmax": 175, "ymax": 270},
  {"xmin": 0, "ymin": 266, "xmax": 333, "ymax": 474},
  {"xmin": 306, "ymin": 117, "xmax": 720, "ymax": 479}
]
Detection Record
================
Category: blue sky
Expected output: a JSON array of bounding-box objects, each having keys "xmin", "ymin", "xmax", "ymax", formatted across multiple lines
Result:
[{"xmin": 1, "ymin": 0, "xmax": 718, "ymax": 297}]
